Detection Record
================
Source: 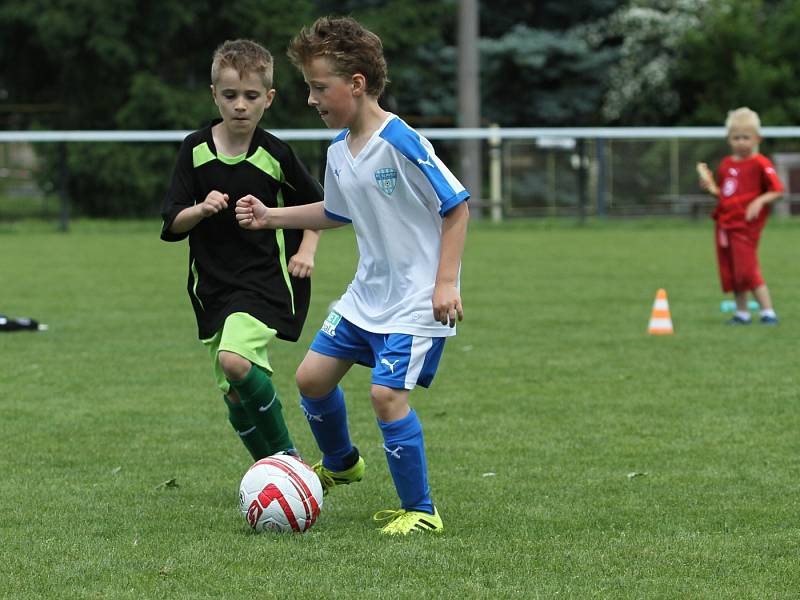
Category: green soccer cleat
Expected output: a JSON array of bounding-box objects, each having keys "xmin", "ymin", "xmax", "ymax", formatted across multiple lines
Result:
[
  {"xmin": 373, "ymin": 507, "xmax": 443, "ymax": 535},
  {"xmin": 312, "ymin": 455, "xmax": 365, "ymax": 495}
]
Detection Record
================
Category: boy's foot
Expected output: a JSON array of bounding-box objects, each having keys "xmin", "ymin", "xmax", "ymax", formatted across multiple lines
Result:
[
  {"xmin": 373, "ymin": 507, "xmax": 443, "ymax": 535},
  {"xmin": 759, "ymin": 315, "xmax": 779, "ymax": 325},
  {"xmin": 725, "ymin": 315, "xmax": 751, "ymax": 325},
  {"xmin": 273, "ymin": 448, "xmax": 301, "ymax": 458},
  {"xmin": 312, "ymin": 454, "xmax": 365, "ymax": 495}
]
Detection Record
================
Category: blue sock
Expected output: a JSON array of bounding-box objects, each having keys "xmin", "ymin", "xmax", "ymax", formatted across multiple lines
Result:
[
  {"xmin": 300, "ymin": 386, "xmax": 354, "ymax": 471},
  {"xmin": 378, "ymin": 409, "xmax": 433, "ymax": 514}
]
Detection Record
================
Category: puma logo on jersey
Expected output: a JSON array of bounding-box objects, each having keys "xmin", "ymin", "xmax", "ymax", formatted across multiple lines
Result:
[
  {"xmin": 417, "ymin": 155, "xmax": 435, "ymax": 168},
  {"xmin": 380, "ymin": 358, "xmax": 400, "ymax": 373}
]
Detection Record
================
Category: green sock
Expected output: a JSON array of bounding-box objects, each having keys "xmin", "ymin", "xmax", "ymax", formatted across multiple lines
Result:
[
  {"xmin": 228, "ymin": 366, "xmax": 295, "ymax": 454},
  {"xmin": 223, "ymin": 395, "xmax": 272, "ymax": 460}
]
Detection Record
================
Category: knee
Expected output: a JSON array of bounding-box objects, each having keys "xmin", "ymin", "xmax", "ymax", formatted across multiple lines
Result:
[
  {"xmin": 370, "ymin": 384, "xmax": 394, "ymax": 407},
  {"xmin": 370, "ymin": 385, "xmax": 408, "ymax": 421},
  {"xmin": 218, "ymin": 351, "xmax": 251, "ymax": 382},
  {"xmin": 296, "ymin": 363, "xmax": 327, "ymax": 398}
]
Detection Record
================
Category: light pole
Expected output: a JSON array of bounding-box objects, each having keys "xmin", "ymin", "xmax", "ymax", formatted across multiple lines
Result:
[{"xmin": 458, "ymin": 0, "xmax": 482, "ymax": 217}]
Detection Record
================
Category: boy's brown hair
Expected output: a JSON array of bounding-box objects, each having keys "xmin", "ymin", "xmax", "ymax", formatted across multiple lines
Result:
[
  {"xmin": 287, "ymin": 16, "xmax": 388, "ymax": 97},
  {"xmin": 211, "ymin": 39, "xmax": 274, "ymax": 89}
]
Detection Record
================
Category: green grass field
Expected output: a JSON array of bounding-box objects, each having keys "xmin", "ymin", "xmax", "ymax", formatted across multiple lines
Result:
[{"xmin": 1, "ymin": 218, "xmax": 799, "ymax": 599}]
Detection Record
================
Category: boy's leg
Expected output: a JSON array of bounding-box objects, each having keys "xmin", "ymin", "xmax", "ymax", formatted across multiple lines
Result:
[
  {"xmin": 299, "ymin": 312, "xmax": 374, "ymax": 491},
  {"xmin": 203, "ymin": 323, "xmax": 273, "ymax": 459},
  {"xmin": 733, "ymin": 290, "xmax": 750, "ymax": 313},
  {"xmin": 730, "ymin": 229, "xmax": 766, "ymax": 323},
  {"xmin": 300, "ymin": 385, "xmax": 354, "ymax": 471},
  {"xmin": 296, "ymin": 349, "xmax": 363, "ymax": 490},
  {"xmin": 371, "ymin": 389, "xmax": 443, "ymax": 535},
  {"xmin": 213, "ymin": 313, "xmax": 295, "ymax": 455},
  {"xmin": 753, "ymin": 285, "xmax": 778, "ymax": 323},
  {"xmin": 367, "ymin": 334, "xmax": 448, "ymax": 534},
  {"xmin": 372, "ymin": 388, "xmax": 433, "ymax": 514},
  {"xmin": 716, "ymin": 228, "xmax": 751, "ymax": 324},
  {"xmin": 223, "ymin": 391, "xmax": 272, "ymax": 460},
  {"xmin": 226, "ymin": 359, "xmax": 295, "ymax": 454},
  {"xmin": 753, "ymin": 284, "xmax": 773, "ymax": 310}
]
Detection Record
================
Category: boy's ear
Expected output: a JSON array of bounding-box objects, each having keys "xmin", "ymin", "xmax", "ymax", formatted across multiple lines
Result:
[
  {"xmin": 264, "ymin": 88, "xmax": 276, "ymax": 108},
  {"xmin": 210, "ymin": 84, "xmax": 218, "ymax": 106},
  {"xmin": 351, "ymin": 73, "xmax": 366, "ymax": 96}
]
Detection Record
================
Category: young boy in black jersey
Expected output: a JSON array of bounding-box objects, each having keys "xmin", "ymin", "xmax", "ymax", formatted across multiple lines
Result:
[{"xmin": 161, "ymin": 39, "xmax": 323, "ymax": 460}]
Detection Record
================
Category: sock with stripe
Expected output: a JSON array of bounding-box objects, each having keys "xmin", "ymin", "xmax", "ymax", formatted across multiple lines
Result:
[
  {"xmin": 378, "ymin": 409, "xmax": 434, "ymax": 514},
  {"xmin": 300, "ymin": 386, "xmax": 355, "ymax": 471},
  {"xmin": 223, "ymin": 394, "xmax": 271, "ymax": 460},
  {"xmin": 228, "ymin": 365, "xmax": 295, "ymax": 454}
]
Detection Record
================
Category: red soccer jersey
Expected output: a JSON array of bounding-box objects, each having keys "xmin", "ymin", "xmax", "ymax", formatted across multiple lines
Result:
[{"xmin": 713, "ymin": 153, "xmax": 784, "ymax": 229}]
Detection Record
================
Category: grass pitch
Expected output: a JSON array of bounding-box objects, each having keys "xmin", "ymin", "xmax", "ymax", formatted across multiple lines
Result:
[{"xmin": 1, "ymin": 218, "xmax": 799, "ymax": 599}]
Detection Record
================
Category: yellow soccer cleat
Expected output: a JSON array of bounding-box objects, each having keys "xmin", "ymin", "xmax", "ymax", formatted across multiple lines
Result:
[
  {"xmin": 312, "ymin": 455, "xmax": 365, "ymax": 495},
  {"xmin": 373, "ymin": 507, "xmax": 443, "ymax": 535}
]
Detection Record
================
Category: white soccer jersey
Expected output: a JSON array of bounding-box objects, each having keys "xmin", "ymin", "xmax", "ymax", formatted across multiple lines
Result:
[{"xmin": 323, "ymin": 114, "xmax": 469, "ymax": 337}]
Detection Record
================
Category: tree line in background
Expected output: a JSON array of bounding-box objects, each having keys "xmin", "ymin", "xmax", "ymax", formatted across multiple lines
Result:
[{"xmin": 1, "ymin": 0, "xmax": 798, "ymax": 216}]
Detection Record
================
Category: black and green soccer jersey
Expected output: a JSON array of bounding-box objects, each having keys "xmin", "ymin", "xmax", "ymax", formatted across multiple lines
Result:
[{"xmin": 161, "ymin": 120, "xmax": 323, "ymax": 341}]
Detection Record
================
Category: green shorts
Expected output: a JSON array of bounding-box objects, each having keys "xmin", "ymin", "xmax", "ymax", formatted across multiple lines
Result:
[{"xmin": 201, "ymin": 312, "xmax": 277, "ymax": 393}]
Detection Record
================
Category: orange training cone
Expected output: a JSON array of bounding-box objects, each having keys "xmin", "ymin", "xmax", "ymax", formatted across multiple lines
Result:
[{"xmin": 647, "ymin": 289, "xmax": 673, "ymax": 335}]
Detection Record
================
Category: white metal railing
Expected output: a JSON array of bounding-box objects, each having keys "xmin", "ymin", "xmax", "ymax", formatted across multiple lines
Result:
[
  {"xmin": 2, "ymin": 126, "xmax": 800, "ymax": 143},
  {"xmin": 3, "ymin": 127, "xmax": 800, "ymax": 225}
]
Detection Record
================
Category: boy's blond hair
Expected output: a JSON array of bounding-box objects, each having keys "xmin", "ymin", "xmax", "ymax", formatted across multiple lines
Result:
[
  {"xmin": 725, "ymin": 107, "xmax": 761, "ymax": 134},
  {"xmin": 287, "ymin": 16, "xmax": 388, "ymax": 97},
  {"xmin": 211, "ymin": 39, "xmax": 273, "ymax": 89}
]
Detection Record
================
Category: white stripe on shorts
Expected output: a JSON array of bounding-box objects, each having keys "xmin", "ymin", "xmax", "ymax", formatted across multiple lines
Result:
[{"xmin": 404, "ymin": 336, "xmax": 433, "ymax": 389}]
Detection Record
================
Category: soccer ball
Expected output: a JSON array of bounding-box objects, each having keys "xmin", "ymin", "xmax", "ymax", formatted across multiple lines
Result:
[{"xmin": 239, "ymin": 454, "xmax": 323, "ymax": 533}]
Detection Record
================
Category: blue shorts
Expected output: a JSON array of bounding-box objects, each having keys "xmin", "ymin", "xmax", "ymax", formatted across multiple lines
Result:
[{"xmin": 310, "ymin": 311, "xmax": 446, "ymax": 390}]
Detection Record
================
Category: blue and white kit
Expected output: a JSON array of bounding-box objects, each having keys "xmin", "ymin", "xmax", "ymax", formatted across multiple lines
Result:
[{"xmin": 322, "ymin": 114, "xmax": 470, "ymax": 338}]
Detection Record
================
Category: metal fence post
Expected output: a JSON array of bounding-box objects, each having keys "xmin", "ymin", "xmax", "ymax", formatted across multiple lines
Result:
[
  {"xmin": 596, "ymin": 138, "xmax": 606, "ymax": 217},
  {"xmin": 489, "ymin": 124, "xmax": 503, "ymax": 222},
  {"xmin": 58, "ymin": 142, "xmax": 70, "ymax": 232}
]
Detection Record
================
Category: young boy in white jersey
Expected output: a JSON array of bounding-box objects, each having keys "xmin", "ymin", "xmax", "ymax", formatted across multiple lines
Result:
[{"xmin": 235, "ymin": 16, "xmax": 470, "ymax": 535}]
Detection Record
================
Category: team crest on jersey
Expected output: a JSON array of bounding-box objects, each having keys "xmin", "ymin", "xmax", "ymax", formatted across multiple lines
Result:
[
  {"xmin": 374, "ymin": 168, "xmax": 398, "ymax": 195},
  {"xmin": 722, "ymin": 178, "xmax": 737, "ymax": 197}
]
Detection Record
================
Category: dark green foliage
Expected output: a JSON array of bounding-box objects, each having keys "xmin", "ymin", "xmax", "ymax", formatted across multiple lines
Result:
[
  {"xmin": 675, "ymin": 0, "xmax": 800, "ymax": 126},
  {"xmin": 0, "ymin": 0, "xmax": 456, "ymax": 217},
  {"xmin": 16, "ymin": 0, "xmax": 800, "ymax": 215},
  {"xmin": 0, "ymin": 0, "xmax": 323, "ymax": 216},
  {"xmin": 481, "ymin": 26, "xmax": 618, "ymax": 126}
]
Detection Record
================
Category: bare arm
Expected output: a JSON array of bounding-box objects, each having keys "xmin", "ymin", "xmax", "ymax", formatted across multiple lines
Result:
[
  {"xmin": 235, "ymin": 195, "xmax": 344, "ymax": 230},
  {"xmin": 169, "ymin": 191, "xmax": 229, "ymax": 234},
  {"xmin": 745, "ymin": 190, "xmax": 783, "ymax": 221},
  {"xmin": 697, "ymin": 163, "xmax": 720, "ymax": 196},
  {"xmin": 432, "ymin": 201, "xmax": 469, "ymax": 327},
  {"xmin": 287, "ymin": 229, "xmax": 322, "ymax": 278}
]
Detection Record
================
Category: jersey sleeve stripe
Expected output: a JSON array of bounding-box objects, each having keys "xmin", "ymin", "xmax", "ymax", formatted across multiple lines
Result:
[
  {"xmin": 440, "ymin": 189, "xmax": 471, "ymax": 216},
  {"xmin": 324, "ymin": 208, "xmax": 351, "ymax": 223},
  {"xmin": 379, "ymin": 118, "xmax": 469, "ymax": 208}
]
